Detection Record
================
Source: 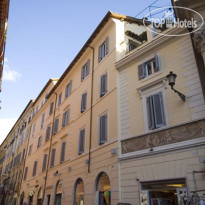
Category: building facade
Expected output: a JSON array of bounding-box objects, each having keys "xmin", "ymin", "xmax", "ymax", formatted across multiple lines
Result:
[
  {"xmin": 0, "ymin": 0, "xmax": 9, "ymax": 92},
  {"xmin": 116, "ymin": 14, "xmax": 205, "ymax": 205}
]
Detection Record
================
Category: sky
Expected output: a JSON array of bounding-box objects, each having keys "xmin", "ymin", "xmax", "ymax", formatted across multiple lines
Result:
[{"xmin": 0, "ymin": 0, "xmax": 172, "ymax": 144}]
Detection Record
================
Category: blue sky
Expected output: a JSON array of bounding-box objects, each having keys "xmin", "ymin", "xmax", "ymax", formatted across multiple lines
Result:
[{"xmin": 0, "ymin": 0, "xmax": 171, "ymax": 143}]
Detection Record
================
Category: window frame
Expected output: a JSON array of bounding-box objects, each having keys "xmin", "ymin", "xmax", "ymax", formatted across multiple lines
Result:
[
  {"xmin": 81, "ymin": 59, "xmax": 90, "ymax": 81},
  {"xmin": 98, "ymin": 36, "xmax": 109, "ymax": 62},
  {"xmin": 32, "ymin": 161, "xmax": 38, "ymax": 177},
  {"xmin": 45, "ymin": 126, "xmax": 51, "ymax": 141},
  {"xmin": 42, "ymin": 154, "xmax": 48, "ymax": 172},
  {"xmin": 60, "ymin": 141, "xmax": 66, "ymax": 163},
  {"xmin": 142, "ymin": 86, "xmax": 168, "ymax": 132},
  {"xmin": 138, "ymin": 54, "xmax": 161, "ymax": 80},
  {"xmin": 81, "ymin": 92, "xmax": 87, "ymax": 113},
  {"xmin": 98, "ymin": 112, "xmax": 108, "ymax": 145},
  {"xmin": 40, "ymin": 112, "xmax": 45, "ymax": 130},
  {"xmin": 78, "ymin": 128, "xmax": 85, "ymax": 155},
  {"xmin": 50, "ymin": 148, "xmax": 56, "ymax": 168},
  {"xmin": 53, "ymin": 118, "xmax": 59, "ymax": 135},
  {"xmin": 65, "ymin": 81, "xmax": 72, "ymax": 98},
  {"xmin": 49, "ymin": 102, "xmax": 54, "ymax": 115},
  {"xmin": 58, "ymin": 93, "xmax": 62, "ymax": 107},
  {"xmin": 100, "ymin": 72, "xmax": 108, "ymax": 97},
  {"xmin": 37, "ymin": 136, "xmax": 42, "ymax": 148},
  {"xmin": 62, "ymin": 109, "xmax": 70, "ymax": 128}
]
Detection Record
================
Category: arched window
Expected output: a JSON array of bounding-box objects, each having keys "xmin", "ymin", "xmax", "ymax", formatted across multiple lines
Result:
[
  {"xmin": 95, "ymin": 172, "xmax": 111, "ymax": 205},
  {"xmin": 74, "ymin": 178, "xmax": 84, "ymax": 205},
  {"xmin": 55, "ymin": 180, "xmax": 62, "ymax": 205}
]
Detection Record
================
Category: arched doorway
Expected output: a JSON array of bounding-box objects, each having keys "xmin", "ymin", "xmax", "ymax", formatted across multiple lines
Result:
[
  {"xmin": 55, "ymin": 180, "xmax": 62, "ymax": 205},
  {"xmin": 20, "ymin": 191, "xmax": 24, "ymax": 205},
  {"xmin": 74, "ymin": 178, "xmax": 84, "ymax": 205},
  {"xmin": 37, "ymin": 188, "xmax": 43, "ymax": 205},
  {"xmin": 95, "ymin": 172, "xmax": 111, "ymax": 205}
]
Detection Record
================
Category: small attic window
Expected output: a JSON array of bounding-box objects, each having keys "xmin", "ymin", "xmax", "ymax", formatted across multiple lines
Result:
[{"xmin": 128, "ymin": 39, "xmax": 139, "ymax": 51}]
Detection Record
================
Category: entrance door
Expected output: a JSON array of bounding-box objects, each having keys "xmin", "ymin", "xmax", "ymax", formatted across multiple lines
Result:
[{"xmin": 55, "ymin": 194, "xmax": 61, "ymax": 205}]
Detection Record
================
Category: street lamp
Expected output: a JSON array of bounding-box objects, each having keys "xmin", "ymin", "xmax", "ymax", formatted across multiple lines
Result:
[{"xmin": 166, "ymin": 71, "xmax": 186, "ymax": 101}]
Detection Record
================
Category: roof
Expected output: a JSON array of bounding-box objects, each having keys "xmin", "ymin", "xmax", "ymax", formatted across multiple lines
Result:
[
  {"xmin": 32, "ymin": 78, "xmax": 58, "ymax": 107},
  {"xmin": 47, "ymin": 11, "xmax": 149, "ymax": 98}
]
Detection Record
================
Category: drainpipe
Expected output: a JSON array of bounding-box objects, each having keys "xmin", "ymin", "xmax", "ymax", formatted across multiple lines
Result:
[
  {"xmin": 42, "ymin": 92, "xmax": 58, "ymax": 204},
  {"xmin": 88, "ymin": 45, "xmax": 95, "ymax": 173}
]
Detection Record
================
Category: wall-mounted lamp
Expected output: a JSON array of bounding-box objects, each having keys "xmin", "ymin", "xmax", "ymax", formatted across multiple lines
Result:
[{"xmin": 166, "ymin": 71, "xmax": 186, "ymax": 101}]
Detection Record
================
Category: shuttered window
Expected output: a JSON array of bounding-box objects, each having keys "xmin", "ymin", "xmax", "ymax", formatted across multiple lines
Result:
[
  {"xmin": 78, "ymin": 128, "xmax": 85, "ymax": 155},
  {"xmin": 62, "ymin": 109, "xmax": 70, "ymax": 128},
  {"xmin": 40, "ymin": 112, "xmax": 45, "ymax": 129},
  {"xmin": 49, "ymin": 102, "xmax": 54, "ymax": 115},
  {"xmin": 50, "ymin": 149, "xmax": 56, "ymax": 168},
  {"xmin": 60, "ymin": 142, "xmax": 66, "ymax": 163},
  {"xmin": 37, "ymin": 136, "xmax": 42, "ymax": 148},
  {"xmin": 32, "ymin": 161, "xmax": 38, "ymax": 177},
  {"xmin": 65, "ymin": 81, "xmax": 72, "ymax": 98},
  {"xmin": 81, "ymin": 92, "xmax": 87, "ymax": 113},
  {"xmin": 58, "ymin": 93, "xmax": 62, "ymax": 107},
  {"xmin": 24, "ymin": 167, "xmax": 28, "ymax": 181},
  {"xmin": 42, "ymin": 154, "xmax": 48, "ymax": 172},
  {"xmin": 146, "ymin": 92, "xmax": 166, "ymax": 130},
  {"xmin": 28, "ymin": 144, "xmax": 33, "ymax": 156},
  {"xmin": 22, "ymin": 149, "xmax": 25, "ymax": 161},
  {"xmin": 98, "ymin": 36, "xmax": 109, "ymax": 62},
  {"xmin": 138, "ymin": 54, "xmax": 161, "ymax": 79},
  {"xmin": 45, "ymin": 126, "xmax": 51, "ymax": 141},
  {"xmin": 100, "ymin": 73, "xmax": 108, "ymax": 97},
  {"xmin": 99, "ymin": 113, "xmax": 108, "ymax": 144},
  {"xmin": 53, "ymin": 118, "xmax": 59, "ymax": 135},
  {"xmin": 81, "ymin": 59, "xmax": 90, "ymax": 81}
]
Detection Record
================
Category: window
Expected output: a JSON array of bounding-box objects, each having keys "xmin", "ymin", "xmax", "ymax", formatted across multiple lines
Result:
[
  {"xmin": 49, "ymin": 102, "xmax": 54, "ymax": 115},
  {"xmin": 65, "ymin": 81, "xmax": 72, "ymax": 98},
  {"xmin": 58, "ymin": 93, "xmax": 62, "ymax": 106},
  {"xmin": 99, "ymin": 113, "xmax": 108, "ymax": 144},
  {"xmin": 138, "ymin": 54, "xmax": 161, "ymax": 79},
  {"xmin": 81, "ymin": 59, "xmax": 90, "ymax": 81},
  {"xmin": 28, "ymin": 144, "xmax": 33, "ymax": 156},
  {"xmin": 40, "ymin": 112, "xmax": 45, "ymax": 130},
  {"xmin": 81, "ymin": 92, "xmax": 87, "ymax": 113},
  {"xmin": 45, "ymin": 126, "xmax": 51, "ymax": 141},
  {"xmin": 32, "ymin": 123, "xmax": 36, "ymax": 137},
  {"xmin": 32, "ymin": 161, "xmax": 38, "ymax": 177},
  {"xmin": 50, "ymin": 149, "xmax": 56, "ymax": 168},
  {"xmin": 37, "ymin": 136, "xmax": 42, "ymax": 148},
  {"xmin": 60, "ymin": 142, "xmax": 66, "ymax": 163},
  {"xmin": 98, "ymin": 36, "xmax": 109, "ymax": 62},
  {"xmin": 146, "ymin": 91, "xmax": 166, "ymax": 130},
  {"xmin": 53, "ymin": 118, "xmax": 59, "ymax": 135},
  {"xmin": 42, "ymin": 154, "xmax": 48, "ymax": 172},
  {"xmin": 128, "ymin": 39, "xmax": 139, "ymax": 51},
  {"xmin": 100, "ymin": 73, "xmax": 107, "ymax": 97},
  {"xmin": 78, "ymin": 128, "xmax": 85, "ymax": 155},
  {"xmin": 24, "ymin": 167, "xmax": 28, "ymax": 181},
  {"xmin": 62, "ymin": 109, "xmax": 70, "ymax": 128}
]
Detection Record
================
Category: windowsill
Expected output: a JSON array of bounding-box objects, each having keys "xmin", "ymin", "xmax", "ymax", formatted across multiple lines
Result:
[{"xmin": 140, "ymin": 70, "xmax": 162, "ymax": 83}]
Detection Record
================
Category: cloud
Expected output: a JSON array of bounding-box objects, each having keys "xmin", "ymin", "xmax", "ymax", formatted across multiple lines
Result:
[
  {"xmin": 2, "ymin": 58, "xmax": 22, "ymax": 82},
  {"xmin": 0, "ymin": 118, "xmax": 17, "ymax": 145}
]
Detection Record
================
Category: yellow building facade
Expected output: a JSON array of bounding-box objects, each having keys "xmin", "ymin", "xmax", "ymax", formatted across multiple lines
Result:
[{"xmin": 116, "ymin": 21, "xmax": 205, "ymax": 205}]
